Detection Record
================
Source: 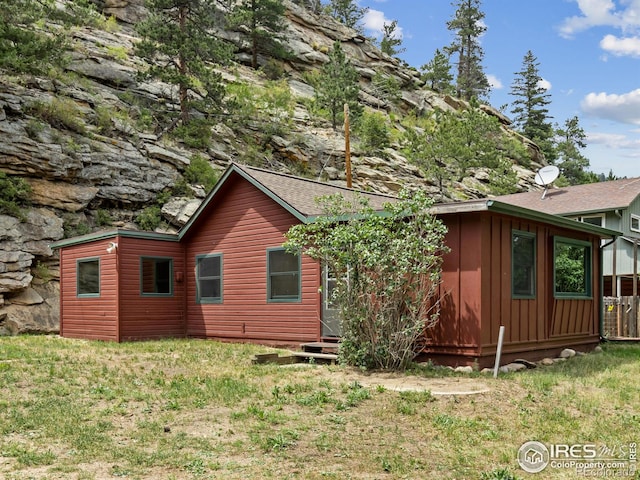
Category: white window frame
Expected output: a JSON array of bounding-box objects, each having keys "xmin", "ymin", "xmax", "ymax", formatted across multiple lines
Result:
[{"xmin": 631, "ymin": 214, "xmax": 640, "ymax": 233}]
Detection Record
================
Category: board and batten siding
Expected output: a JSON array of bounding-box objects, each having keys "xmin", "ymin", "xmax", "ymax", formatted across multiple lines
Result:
[
  {"xmin": 184, "ymin": 177, "xmax": 322, "ymax": 344},
  {"xmin": 117, "ymin": 237, "xmax": 185, "ymax": 341},
  {"xmin": 59, "ymin": 239, "xmax": 119, "ymax": 341},
  {"xmin": 423, "ymin": 211, "xmax": 601, "ymax": 366}
]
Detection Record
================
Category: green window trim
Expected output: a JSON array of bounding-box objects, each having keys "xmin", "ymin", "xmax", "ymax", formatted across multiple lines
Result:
[
  {"xmin": 140, "ymin": 256, "xmax": 173, "ymax": 297},
  {"xmin": 512, "ymin": 230, "xmax": 536, "ymax": 299},
  {"xmin": 77, "ymin": 257, "xmax": 100, "ymax": 297},
  {"xmin": 553, "ymin": 236, "xmax": 592, "ymax": 299},
  {"xmin": 267, "ymin": 247, "xmax": 301, "ymax": 303},
  {"xmin": 196, "ymin": 253, "xmax": 223, "ymax": 304}
]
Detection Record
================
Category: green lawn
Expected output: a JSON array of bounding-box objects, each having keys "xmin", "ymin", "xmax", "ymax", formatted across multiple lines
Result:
[{"xmin": 0, "ymin": 336, "xmax": 638, "ymax": 479}]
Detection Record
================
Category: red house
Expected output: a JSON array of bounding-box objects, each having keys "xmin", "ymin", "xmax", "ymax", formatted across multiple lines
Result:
[{"xmin": 52, "ymin": 164, "xmax": 619, "ymax": 366}]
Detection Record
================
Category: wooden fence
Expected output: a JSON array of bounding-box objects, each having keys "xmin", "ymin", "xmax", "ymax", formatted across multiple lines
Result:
[{"xmin": 603, "ymin": 296, "xmax": 640, "ymax": 339}]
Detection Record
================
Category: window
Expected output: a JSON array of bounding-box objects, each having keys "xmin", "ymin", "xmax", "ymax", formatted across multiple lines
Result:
[
  {"xmin": 267, "ymin": 248, "xmax": 300, "ymax": 302},
  {"xmin": 512, "ymin": 231, "xmax": 536, "ymax": 298},
  {"xmin": 140, "ymin": 257, "xmax": 173, "ymax": 296},
  {"xmin": 196, "ymin": 254, "xmax": 222, "ymax": 303},
  {"xmin": 77, "ymin": 258, "xmax": 100, "ymax": 297},
  {"xmin": 631, "ymin": 215, "xmax": 640, "ymax": 233},
  {"xmin": 554, "ymin": 237, "xmax": 592, "ymax": 298},
  {"xmin": 574, "ymin": 215, "xmax": 604, "ymax": 228}
]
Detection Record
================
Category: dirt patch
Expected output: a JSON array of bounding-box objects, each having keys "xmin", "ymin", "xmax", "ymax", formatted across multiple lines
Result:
[{"xmin": 291, "ymin": 364, "xmax": 492, "ymax": 395}]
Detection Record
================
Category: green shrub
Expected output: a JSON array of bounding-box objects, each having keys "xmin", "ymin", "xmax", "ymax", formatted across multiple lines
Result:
[
  {"xmin": 355, "ymin": 110, "xmax": 391, "ymax": 156},
  {"xmin": 0, "ymin": 172, "xmax": 31, "ymax": 219},
  {"xmin": 183, "ymin": 155, "xmax": 219, "ymax": 193},
  {"xmin": 136, "ymin": 205, "xmax": 162, "ymax": 231},
  {"xmin": 172, "ymin": 118, "xmax": 211, "ymax": 148},
  {"xmin": 95, "ymin": 209, "xmax": 113, "ymax": 227}
]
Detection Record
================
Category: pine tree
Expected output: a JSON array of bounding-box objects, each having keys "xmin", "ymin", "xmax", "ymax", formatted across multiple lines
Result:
[
  {"xmin": 228, "ymin": 0, "xmax": 288, "ymax": 70},
  {"xmin": 446, "ymin": 0, "xmax": 490, "ymax": 101},
  {"xmin": 421, "ymin": 49, "xmax": 454, "ymax": 94},
  {"xmin": 0, "ymin": 0, "xmax": 65, "ymax": 74},
  {"xmin": 380, "ymin": 20, "xmax": 405, "ymax": 57},
  {"xmin": 135, "ymin": 0, "xmax": 232, "ymax": 127},
  {"xmin": 315, "ymin": 41, "xmax": 361, "ymax": 129},
  {"xmin": 329, "ymin": 0, "xmax": 368, "ymax": 33},
  {"xmin": 554, "ymin": 116, "xmax": 598, "ymax": 185},
  {"xmin": 509, "ymin": 50, "xmax": 555, "ymax": 162}
]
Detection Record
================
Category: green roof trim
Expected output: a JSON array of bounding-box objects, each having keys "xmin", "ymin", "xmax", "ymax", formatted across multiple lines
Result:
[
  {"xmin": 431, "ymin": 199, "xmax": 620, "ymax": 238},
  {"xmin": 50, "ymin": 229, "xmax": 179, "ymax": 249},
  {"xmin": 486, "ymin": 200, "xmax": 621, "ymax": 238}
]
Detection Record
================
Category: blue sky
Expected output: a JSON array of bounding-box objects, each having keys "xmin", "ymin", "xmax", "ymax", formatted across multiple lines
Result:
[{"xmin": 358, "ymin": 0, "xmax": 640, "ymax": 179}]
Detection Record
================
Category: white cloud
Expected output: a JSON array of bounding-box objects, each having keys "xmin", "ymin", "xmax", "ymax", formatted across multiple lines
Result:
[
  {"xmin": 486, "ymin": 74, "xmax": 503, "ymax": 89},
  {"xmin": 600, "ymin": 34, "xmax": 640, "ymax": 56},
  {"xmin": 581, "ymin": 88, "xmax": 640, "ymax": 125},
  {"xmin": 586, "ymin": 131, "xmax": 632, "ymax": 147},
  {"xmin": 558, "ymin": 0, "xmax": 640, "ymax": 38},
  {"xmin": 538, "ymin": 78, "xmax": 552, "ymax": 91},
  {"xmin": 362, "ymin": 9, "xmax": 403, "ymax": 39}
]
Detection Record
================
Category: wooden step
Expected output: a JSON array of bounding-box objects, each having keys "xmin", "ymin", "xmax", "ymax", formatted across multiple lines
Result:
[
  {"xmin": 292, "ymin": 351, "xmax": 338, "ymax": 364},
  {"xmin": 300, "ymin": 341, "xmax": 340, "ymax": 354}
]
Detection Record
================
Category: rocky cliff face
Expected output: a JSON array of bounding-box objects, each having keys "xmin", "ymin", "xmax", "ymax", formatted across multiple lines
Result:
[{"xmin": 0, "ymin": 0, "xmax": 543, "ymax": 335}]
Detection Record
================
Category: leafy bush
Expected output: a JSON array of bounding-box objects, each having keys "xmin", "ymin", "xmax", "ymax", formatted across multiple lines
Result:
[
  {"xmin": 285, "ymin": 190, "xmax": 449, "ymax": 370},
  {"xmin": 172, "ymin": 118, "xmax": 212, "ymax": 149},
  {"xmin": 95, "ymin": 209, "xmax": 113, "ymax": 227},
  {"xmin": 136, "ymin": 205, "xmax": 162, "ymax": 231},
  {"xmin": 0, "ymin": 172, "xmax": 31, "ymax": 219},
  {"xmin": 183, "ymin": 155, "xmax": 219, "ymax": 193}
]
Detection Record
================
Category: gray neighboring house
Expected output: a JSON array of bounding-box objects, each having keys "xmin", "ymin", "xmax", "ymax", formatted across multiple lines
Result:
[{"xmin": 496, "ymin": 177, "xmax": 640, "ymax": 297}]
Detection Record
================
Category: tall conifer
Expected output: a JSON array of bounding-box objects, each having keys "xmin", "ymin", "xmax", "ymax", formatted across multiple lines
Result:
[{"xmin": 446, "ymin": 0, "xmax": 489, "ymax": 100}]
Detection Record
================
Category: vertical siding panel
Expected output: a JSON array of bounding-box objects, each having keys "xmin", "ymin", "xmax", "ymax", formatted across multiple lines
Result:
[
  {"xmin": 487, "ymin": 216, "xmax": 501, "ymax": 347},
  {"xmin": 434, "ymin": 216, "xmax": 461, "ymax": 346},
  {"xmin": 502, "ymin": 219, "xmax": 515, "ymax": 343}
]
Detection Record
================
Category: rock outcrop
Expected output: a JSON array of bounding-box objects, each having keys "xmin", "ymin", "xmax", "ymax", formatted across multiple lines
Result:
[{"xmin": 0, "ymin": 0, "xmax": 543, "ymax": 335}]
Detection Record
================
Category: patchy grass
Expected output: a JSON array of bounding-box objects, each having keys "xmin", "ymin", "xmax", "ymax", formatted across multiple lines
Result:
[{"xmin": 0, "ymin": 337, "xmax": 638, "ymax": 479}]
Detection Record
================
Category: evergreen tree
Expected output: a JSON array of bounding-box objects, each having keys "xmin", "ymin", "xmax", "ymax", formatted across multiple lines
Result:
[
  {"xmin": 135, "ymin": 0, "xmax": 232, "ymax": 127},
  {"xmin": 509, "ymin": 50, "xmax": 555, "ymax": 162},
  {"xmin": 315, "ymin": 41, "xmax": 361, "ymax": 129},
  {"xmin": 329, "ymin": 0, "xmax": 367, "ymax": 33},
  {"xmin": 0, "ymin": 0, "xmax": 64, "ymax": 73},
  {"xmin": 445, "ymin": 0, "xmax": 490, "ymax": 101},
  {"xmin": 228, "ymin": 0, "xmax": 288, "ymax": 70},
  {"xmin": 421, "ymin": 49, "xmax": 454, "ymax": 94},
  {"xmin": 379, "ymin": 20, "xmax": 405, "ymax": 57},
  {"xmin": 554, "ymin": 116, "xmax": 598, "ymax": 185}
]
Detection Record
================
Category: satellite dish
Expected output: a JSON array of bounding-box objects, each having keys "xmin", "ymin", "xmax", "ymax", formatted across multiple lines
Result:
[{"xmin": 534, "ymin": 165, "xmax": 559, "ymax": 199}]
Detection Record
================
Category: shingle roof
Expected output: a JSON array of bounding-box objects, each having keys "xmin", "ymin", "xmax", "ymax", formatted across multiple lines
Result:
[
  {"xmin": 494, "ymin": 177, "xmax": 640, "ymax": 216},
  {"xmin": 233, "ymin": 163, "xmax": 397, "ymax": 218}
]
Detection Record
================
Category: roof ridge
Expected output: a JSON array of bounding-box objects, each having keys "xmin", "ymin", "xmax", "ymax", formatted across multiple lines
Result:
[{"xmin": 235, "ymin": 162, "xmax": 398, "ymax": 199}]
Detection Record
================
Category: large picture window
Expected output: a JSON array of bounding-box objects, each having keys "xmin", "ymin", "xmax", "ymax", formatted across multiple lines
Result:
[
  {"xmin": 512, "ymin": 231, "xmax": 536, "ymax": 298},
  {"xmin": 554, "ymin": 238, "xmax": 592, "ymax": 298},
  {"xmin": 141, "ymin": 257, "xmax": 173, "ymax": 296},
  {"xmin": 196, "ymin": 254, "xmax": 222, "ymax": 303},
  {"xmin": 267, "ymin": 248, "xmax": 300, "ymax": 302},
  {"xmin": 77, "ymin": 258, "xmax": 100, "ymax": 297}
]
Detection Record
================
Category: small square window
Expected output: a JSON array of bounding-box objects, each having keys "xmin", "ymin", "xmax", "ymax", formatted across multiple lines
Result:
[
  {"xmin": 554, "ymin": 238, "xmax": 592, "ymax": 298},
  {"xmin": 631, "ymin": 215, "xmax": 640, "ymax": 233},
  {"xmin": 77, "ymin": 258, "xmax": 100, "ymax": 297},
  {"xmin": 141, "ymin": 257, "xmax": 173, "ymax": 296}
]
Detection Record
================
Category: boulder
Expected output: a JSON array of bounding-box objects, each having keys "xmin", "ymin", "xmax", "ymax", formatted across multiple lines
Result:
[
  {"xmin": 26, "ymin": 179, "xmax": 99, "ymax": 212},
  {"xmin": 560, "ymin": 348, "xmax": 576, "ymax": 358}
]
